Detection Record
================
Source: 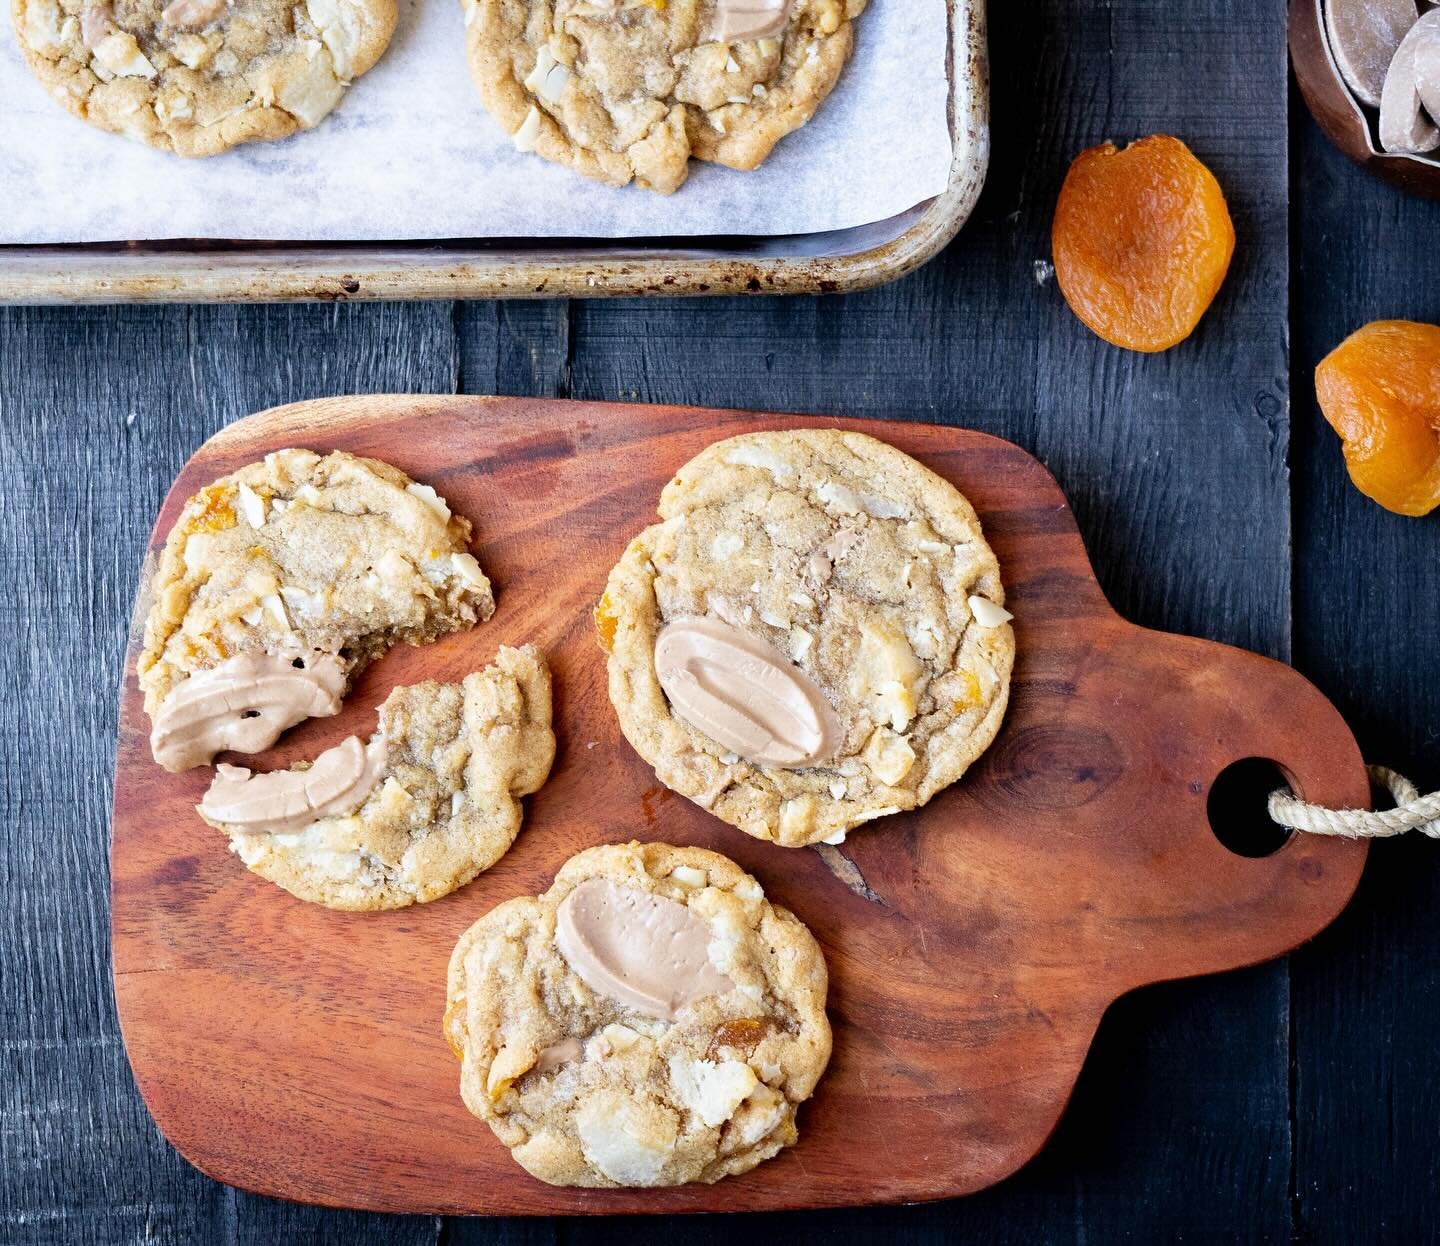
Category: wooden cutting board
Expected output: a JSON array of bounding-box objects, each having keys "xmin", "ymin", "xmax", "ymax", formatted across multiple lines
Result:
[{"xmin": 110, "ymin": 396, "xmax": 1370, "ymax": 1215}]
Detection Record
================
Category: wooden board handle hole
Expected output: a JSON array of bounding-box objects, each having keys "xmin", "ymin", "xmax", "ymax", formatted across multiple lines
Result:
[{"xmin": 1207, "ymin": 757, "xmax": 1296, "ymax": 858}]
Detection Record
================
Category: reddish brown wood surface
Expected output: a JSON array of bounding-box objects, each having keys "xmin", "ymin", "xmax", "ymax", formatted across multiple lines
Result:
[{"xmin": 110, "ymin": 396, "xmax": 1370, "ymax": 1215}]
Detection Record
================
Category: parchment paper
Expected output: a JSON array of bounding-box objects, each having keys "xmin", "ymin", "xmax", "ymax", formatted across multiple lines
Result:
[{"xmin": 0, "ymin": 0, "xmax": 952, "ymax": 243}]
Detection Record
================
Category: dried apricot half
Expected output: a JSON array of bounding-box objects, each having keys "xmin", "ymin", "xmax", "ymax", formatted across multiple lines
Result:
[
  {"xmin": 1052, "ymin": 135, "xmax": 1236, "ymax": 352},
  {"xmin": 1316, "ymin": 320, "xmax": 1440, "ymax": 517}
]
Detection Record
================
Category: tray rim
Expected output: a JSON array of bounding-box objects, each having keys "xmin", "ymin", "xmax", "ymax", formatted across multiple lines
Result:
[{"xmin": 0, "ymin": 0, "xmax": 990, "ymax": 305}]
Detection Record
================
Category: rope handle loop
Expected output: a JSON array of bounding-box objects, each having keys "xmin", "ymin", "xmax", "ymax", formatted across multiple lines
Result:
[{"xmin": 1268, "ymin": 766, "xmax": 1440, "ymax": 840}]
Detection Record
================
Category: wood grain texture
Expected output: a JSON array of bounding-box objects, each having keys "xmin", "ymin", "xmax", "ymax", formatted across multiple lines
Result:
[
  {"xmin": 110, "ymin": 395, "xmax": 1368, "ymax": 1215},
  {"xmin": 1289, "ymin": 111, "xmax": 1440, "ymax": 1245},
  {"xmin": 0, "ymin": 305, "xmax": 454, "ymax": 1246},
  {"xmin": 543, "ymin": 1, "xmax": 1304, "ymax": 1235},
  {"xmin": 9, "ymin": 0, "xmax": 1422, "ymax": 1240}
]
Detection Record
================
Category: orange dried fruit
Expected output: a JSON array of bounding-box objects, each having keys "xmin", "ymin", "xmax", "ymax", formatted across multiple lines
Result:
[
  {"xmin": 594, "ymin": 592, "xmax": 619, "ymax": 651},
  {"xmin": 1052, "ymin": 135, "xmax": 1235, "ymax": 353},
  {"xmin": 1316, "ymin": 319, "xmax": 1440, "ymax": 517},
  {"xmin": 705, "ymin": 1017, "xmax": 777, "ymax": 1062}
]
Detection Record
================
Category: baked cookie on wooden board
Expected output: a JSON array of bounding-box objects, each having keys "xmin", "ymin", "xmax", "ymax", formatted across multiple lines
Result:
[
  {"xmin": 202, "ymin": 645, "xmax": 555, "ymax": 910},
  {"xmin": 444, "ymin": 841, "xmax": 831, "ymax": 1187},
  {"xmin": 11, "ymin": 0, "xmax": 396, "ymax": 155},
  {"xmin": 465, "ymin": 0, "xmax": 868, "ymax": 193},
  {"xmin": 140, "ymin": 448, "xmax": 494, "ymax": 772},
  {"xmin": 597, "ymin": 429, "xmax": 1015, "ymax": 847}
]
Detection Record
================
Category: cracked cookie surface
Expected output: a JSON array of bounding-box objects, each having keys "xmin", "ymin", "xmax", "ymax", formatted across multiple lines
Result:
[
  {"xmin": 444, "ymin": 841, "xmax": 831, "ymax": 1186},
  {"xmin": 465, "ymin": 0, "xmax": 867, "ymax": 193},
  {"xmin": 597, "ymin": 429, "xmax": 1015, "ymax": 847},
  {"xmin": 140, "ymin": 448, "xmax": 494, "ymax": 766},
  {"xmin": 13, "ymin": 0, "xmax": 395, "ymax": 155},
  {"xmin": 210, "ymin": 645, "xmax": 555, "ymax": 909}
]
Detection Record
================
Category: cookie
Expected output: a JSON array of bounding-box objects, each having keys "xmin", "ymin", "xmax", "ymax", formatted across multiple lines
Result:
[
  {"xmin": 201, "ymin": 645, "xmax": 555, "ymax": 909},
  {"xmin": 140, "ymin": 448, "xmax": 495, "ymax": 772},
  {"xmin": 465, "ymin": 0, "xmax": 867, "ymax": 193},
  {"xmin": 12, "ymin": 0, "xmax": 395, "ymax": 155},
  {"xmin": 444, "ymin": 841, "xmax": 831, "ymax": 1187},
  {"xmin": 596, "ymin": 429, "xmax": 1015, "ymax": 847}
]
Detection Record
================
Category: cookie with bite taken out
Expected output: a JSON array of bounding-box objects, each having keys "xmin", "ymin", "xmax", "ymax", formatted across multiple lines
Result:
[
  {"xmin": 199, "ymin": 646, "xmax": 555, "ymax": 910},
  {"xmin": 140, "ymin": 448, "xmax": 494, "ymax": 773}
]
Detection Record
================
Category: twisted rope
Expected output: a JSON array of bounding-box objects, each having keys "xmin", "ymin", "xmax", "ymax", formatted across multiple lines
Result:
[{"xmin": 1269, "ymin": 766, "xmax": 1440, "ymax": 840}]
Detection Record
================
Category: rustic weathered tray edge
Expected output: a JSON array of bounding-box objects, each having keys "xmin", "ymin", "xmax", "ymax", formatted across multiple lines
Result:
[{"xmin": 0, "ymin": 2, "xmax": 989, "ymax": 305}]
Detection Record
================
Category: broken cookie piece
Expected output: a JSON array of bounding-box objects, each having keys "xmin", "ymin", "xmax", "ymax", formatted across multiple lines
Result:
[
  {"xmin": 140, "ymin": 447, "xmax": 495, "ymax": 772},
  {"xmin": 596, "ymin": 428, "xmax": 1015, "ymax": 847},
  {"xmin": 444, "ymin": 841, "xmax": 831, "ymax": 1187},
  {"xmin": 11, "ymin": 0, "xmax": 396, "ymax": 155},
  {"xmin": 201, "ymin": 645, "xmax": 555, "ymax": 910}
]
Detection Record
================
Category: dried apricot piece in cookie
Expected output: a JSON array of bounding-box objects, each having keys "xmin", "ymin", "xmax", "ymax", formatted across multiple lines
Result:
[
  {"xmin": 444, "ymin": 841, "xmax": 831, "ymax": 1187},
  {"xmin": 200, "ymin": 646, "xmax": 555, "ymax": 910},
  {"xmin": 1052, "ymin": 135, "xmax": 1235, "ymax": 352},
  {"xmin": 1316, "ymin": 320, "xmax": 1440, "ymax": 517},
  {"xmin": 140, "ymin": 448, "xmax": 495, "ymax": 770}
]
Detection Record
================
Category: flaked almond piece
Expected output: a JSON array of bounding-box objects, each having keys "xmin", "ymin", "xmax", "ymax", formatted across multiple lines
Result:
[
  {"xmin": 149, "ymin": 650, "xmax": 346, "ymax": 772},
  {"xmin": 199, "ymin": 734, "xmax": 387, "ymax": 835},
  {"xmin": 654, "ymin": 615, "xmax": 842, "ymax": 768},
  {"xmin": 533, "ymin": 1036, "xmax": 583, "ymax": 1075},
  {"xmin": 555, "ymin": 878, "xmax": 734, "ymax": 1021},
  {"xmin": 513, "ymin": 105, "xmax": 542, "ymax": 152},
  {"xmin": 92, "ymin": 29, "xmax": 156, "ymax": 76},
  {"xmin": 968, "ymin": 594, "xmax": 1013, "ymax": 628}
]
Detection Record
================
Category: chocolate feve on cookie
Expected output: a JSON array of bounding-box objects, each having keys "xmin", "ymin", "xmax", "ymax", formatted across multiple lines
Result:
[{"xmin": 202, "ymin": 646, "xmax": 556, "ymax": 911}]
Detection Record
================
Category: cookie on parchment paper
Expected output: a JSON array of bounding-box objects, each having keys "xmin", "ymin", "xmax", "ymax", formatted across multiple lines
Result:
[
  {"xmin": 12, "ymin": 0, "xmax": 395, "ymax": 155},
  {"xmin": 465, "ymin": 0, "xmax": 868, "ymax": 193}
]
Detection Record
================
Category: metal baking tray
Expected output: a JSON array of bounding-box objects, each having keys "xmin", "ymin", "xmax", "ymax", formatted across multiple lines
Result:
[{"xmin": 0, "ymin": 1, "xmax": 988, "ymax": 304}]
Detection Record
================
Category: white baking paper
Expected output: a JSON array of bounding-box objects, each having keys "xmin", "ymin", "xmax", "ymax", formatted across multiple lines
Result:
[{"xmin": 0, "ymin": 0, "xmax": 953, "ymax": 243}]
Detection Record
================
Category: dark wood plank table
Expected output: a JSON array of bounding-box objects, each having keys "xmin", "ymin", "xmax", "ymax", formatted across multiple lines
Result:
[{"xmin": 2, "ymin": 0, "xmax": 1436, "ymax": 1241}]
